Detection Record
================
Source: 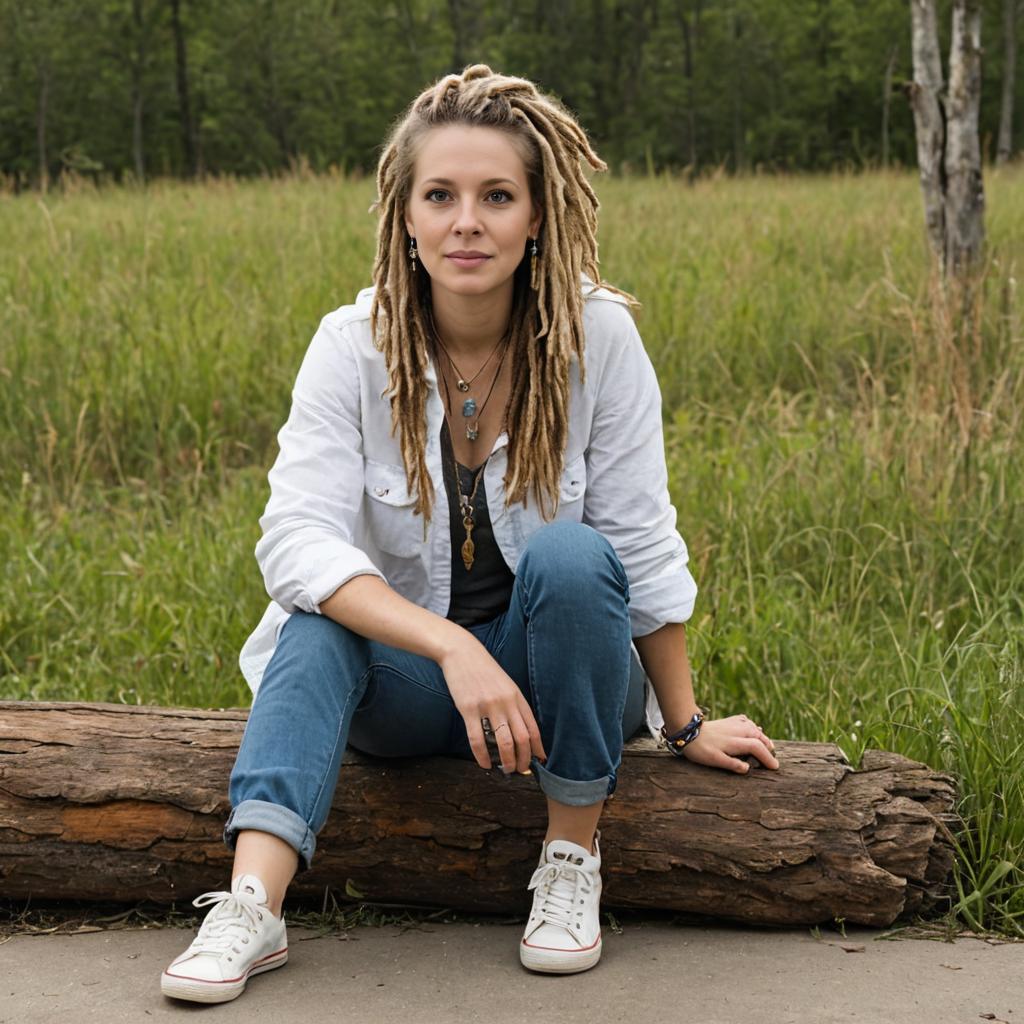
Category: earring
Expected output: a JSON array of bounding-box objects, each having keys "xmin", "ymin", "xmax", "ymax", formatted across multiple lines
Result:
[
  {"xmin": 529, "ymin": 237, "xmax": 539, "ymax": 285},
  {"xmin": 408, "ymin": 238, "xmax": 418, "ymax": 272}
]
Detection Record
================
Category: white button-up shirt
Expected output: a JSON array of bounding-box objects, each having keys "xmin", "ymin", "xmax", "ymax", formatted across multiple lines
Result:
[{"xmin": 239, "ymin": 278, "xmax": 699, "ymax": 743}]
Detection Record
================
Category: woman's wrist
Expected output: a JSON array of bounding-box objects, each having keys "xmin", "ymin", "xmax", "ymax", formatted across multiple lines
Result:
[
  {"xmin": 432, "ymin": 619, "xmax": 480, "ymax": 666},
  {"xmin": 661, "ymin": 702, "xmax": 705, "ymax": 735}
]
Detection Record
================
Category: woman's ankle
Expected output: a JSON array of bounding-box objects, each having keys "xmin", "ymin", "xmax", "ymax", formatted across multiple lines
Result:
[{"xmin": 232, "ymin": 829, "xmax": 299, "ymax": 916}]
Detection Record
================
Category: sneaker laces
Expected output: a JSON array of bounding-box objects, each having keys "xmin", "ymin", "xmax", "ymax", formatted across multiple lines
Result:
[
  {"xmin": 187, "ymin": 889, "xmax": 266, "ymax": 957},
  {"xmin": 527, "ymin": 859, "xmax": 593, "ymax": 931}
]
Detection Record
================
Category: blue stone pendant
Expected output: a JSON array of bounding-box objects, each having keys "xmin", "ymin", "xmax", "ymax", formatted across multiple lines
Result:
[{"xmin": 462, "ymin": 397, "xmax": 477, "ymax": 417}]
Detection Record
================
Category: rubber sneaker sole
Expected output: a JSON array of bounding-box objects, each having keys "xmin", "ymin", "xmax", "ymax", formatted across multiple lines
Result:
[
  {"xmin": 161, "ymin": 946, "xmax": 288, "ymax": 1003},
  {"xmin": 520, "ymin": 934, "xmax": 602, "ymax": 974}
]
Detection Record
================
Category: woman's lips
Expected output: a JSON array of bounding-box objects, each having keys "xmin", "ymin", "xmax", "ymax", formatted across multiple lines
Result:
[{"xmin": 446, "ymin": 254, "xmax": 491, "ymax": 268}]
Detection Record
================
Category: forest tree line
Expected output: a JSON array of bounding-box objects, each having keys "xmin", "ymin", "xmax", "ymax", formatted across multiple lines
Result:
[{"xmin": 1, "ymin": 0, "xmax": 1020, "ymax": 188}]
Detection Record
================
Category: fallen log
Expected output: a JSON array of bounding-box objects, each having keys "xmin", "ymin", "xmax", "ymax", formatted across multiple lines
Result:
[{"xmin": 0, "ymin": 701, "xmax": 958, "ymax": 926}]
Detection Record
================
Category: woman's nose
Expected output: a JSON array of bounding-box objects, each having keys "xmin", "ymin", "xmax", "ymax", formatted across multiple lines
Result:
[{"xmin": 453, "ymin": 198, "xmax": 483, "ymax": 235}]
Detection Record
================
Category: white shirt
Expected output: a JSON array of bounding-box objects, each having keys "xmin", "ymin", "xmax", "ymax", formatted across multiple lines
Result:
[{"xmin": 238, "ymin": 277, "xmax": 698, "ymax": 743}]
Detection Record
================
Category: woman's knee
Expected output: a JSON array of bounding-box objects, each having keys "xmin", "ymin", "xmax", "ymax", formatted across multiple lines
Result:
[
  {"xmin": 264, "ymin": 610, "xmax": 370, "ymax": 692},
  {"xmin": 518, "ymin": 522, "xmax": 628, "ymax": 599}
]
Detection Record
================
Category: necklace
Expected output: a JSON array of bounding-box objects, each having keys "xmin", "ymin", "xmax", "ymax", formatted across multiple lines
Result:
[
  {"xmin": 440, "ymin": 420, "xmax": 487, "ymax": 571},
  {"xmin": 428, "ymin": 308, "xmax": 508, "ymax": 393},
  {"xmin": 438, "ymin": 342, "xmax": 509, "ymax": 571},
  {"xmin": 432, "ymin": 331, "xmax": 503, "ymax": 391},
  {"xmin": 435, "ymin": 331, "xmax": 511, "ymax": 442}
]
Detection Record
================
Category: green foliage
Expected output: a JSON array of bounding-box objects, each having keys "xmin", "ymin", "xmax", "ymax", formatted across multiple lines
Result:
[
  {"xmin": 0, "ymin": 0, "xmax": 1020, "ymax": 185},
  {"xmin": 0, "ymin": 167, "xmax": 1022, "ymax": 936}
]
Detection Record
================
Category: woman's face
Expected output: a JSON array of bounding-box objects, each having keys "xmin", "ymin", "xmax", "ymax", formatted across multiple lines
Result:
[{"xmin": 404, "ymin": 124, "xmax": 542, "ymax": 305}]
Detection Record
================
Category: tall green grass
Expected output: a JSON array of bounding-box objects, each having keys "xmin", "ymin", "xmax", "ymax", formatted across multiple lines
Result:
[{"xmin": 1, "ymin": 167, "xmax": 1021, "ymax": 934}]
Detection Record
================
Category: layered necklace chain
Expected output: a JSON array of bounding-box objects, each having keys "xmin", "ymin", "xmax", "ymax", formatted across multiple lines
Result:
[
  {"xmin": 430, "ymin": 313, "xmax": 512, "ymax": 571},
  {"xmin": 429, "ymin": 312, "xmax": 511, "ymax": 442}
]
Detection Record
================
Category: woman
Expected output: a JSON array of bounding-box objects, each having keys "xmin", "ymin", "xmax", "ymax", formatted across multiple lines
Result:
[{"xmin": 161, "ymin": 64, "xmax": 778, "ymax": 1003}]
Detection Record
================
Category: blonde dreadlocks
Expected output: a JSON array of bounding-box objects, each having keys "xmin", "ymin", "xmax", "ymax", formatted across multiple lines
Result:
[{"xmin": 370, "ymin": 64, "xmax": 636, "ymax": 528}]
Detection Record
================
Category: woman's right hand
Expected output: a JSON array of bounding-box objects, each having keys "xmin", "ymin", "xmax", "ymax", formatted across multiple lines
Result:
[{"xmin": 438, "ymin": 633, "xmax": 547, "ymax": 774}]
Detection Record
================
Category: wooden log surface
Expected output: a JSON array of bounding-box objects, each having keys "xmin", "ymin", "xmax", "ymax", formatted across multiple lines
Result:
[{"xmin": 0, "ymin": 701, "xmax": 958, "ymax": 927}]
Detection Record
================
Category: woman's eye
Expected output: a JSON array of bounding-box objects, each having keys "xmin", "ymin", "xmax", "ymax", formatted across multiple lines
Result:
[
  {"xmin": 426, "ymin": 189, "xmax": 450, "ymax": 202},
  {"xmin": 487, "ymin": 190, "xmax": 512, "ymax": 203}
]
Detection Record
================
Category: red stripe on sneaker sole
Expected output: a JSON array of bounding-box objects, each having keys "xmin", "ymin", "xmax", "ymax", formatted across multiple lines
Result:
[
  {"xmin": 163, "ymin": 946, "xmax": 288, "ymax": 985},
  {"xmin": 522, "ymin": 931, "xmax": 601, "ymax": 952}
]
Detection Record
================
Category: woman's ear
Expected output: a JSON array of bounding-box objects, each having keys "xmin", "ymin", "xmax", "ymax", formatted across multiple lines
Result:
[
  {"xmin": 404, "ymin": 201, "xmax": 415, "ymax": 240},
  {"xmin": 530, "ymin": 203, "xmax": 544, "ymax": 239}
]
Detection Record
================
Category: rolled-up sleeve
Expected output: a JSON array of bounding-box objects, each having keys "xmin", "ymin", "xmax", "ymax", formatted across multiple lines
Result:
[
  {"xmin": 582, "ymin": 302, "xmax": 698, "ymax": 636},
  {"xmin": 255, "ymin": 314, "xmax": 385, "ymax": 615}
]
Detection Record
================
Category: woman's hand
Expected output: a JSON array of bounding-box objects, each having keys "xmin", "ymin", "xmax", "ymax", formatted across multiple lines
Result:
[
  {"xmin": 678, "ymin": 713, "xmax": 779, "ymax": 774},
  {"xmin": 438, "ymin": 633, "xmax": 547, "ymax": 774}
]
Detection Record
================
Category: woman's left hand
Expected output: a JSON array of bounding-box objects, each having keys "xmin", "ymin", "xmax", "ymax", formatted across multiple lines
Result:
[{"xmin": 677, "ymin": 714, "xmax": 780, "ymax": 774}]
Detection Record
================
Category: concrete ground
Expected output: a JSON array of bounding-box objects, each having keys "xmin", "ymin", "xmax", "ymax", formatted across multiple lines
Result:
[{"xmin": 2, "ymin": 919, "xmax": 1019, "ymax": 1024}]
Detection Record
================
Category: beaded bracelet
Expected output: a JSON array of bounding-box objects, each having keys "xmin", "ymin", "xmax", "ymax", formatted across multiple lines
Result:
[{"xmin": 660, "ymin": 711, "xmax": 705, "ymax": 757}]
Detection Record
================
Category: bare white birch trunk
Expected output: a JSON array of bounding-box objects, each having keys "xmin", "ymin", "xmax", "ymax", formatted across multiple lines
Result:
[
  {"xmin": 996, "ymin": 0, "xmax": 1018, "ymax": 165},
  {"xmin": 945, "ymin": 0, "xmax": 985, "ymax": 274},
  {"xmin": 908, "ymin": 0, "xmax": 946, "ymax": 265}
]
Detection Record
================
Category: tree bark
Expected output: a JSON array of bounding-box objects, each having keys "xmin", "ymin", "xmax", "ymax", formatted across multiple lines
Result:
[
  {"xmin": 169, "ymin": 0, "xmax": 197, "ymax": 178},
  {"xmin": 908, "ymin": 0, "xmax": 946, "ymax": 265},
  {"xmin": 996, "ymin": 0, "xmax": 1018, "ymax": 165},
  {"xmin": 945, "ymin": 0, "xmax": 985, "ymax": 274},
  {"xmin": 0, "ymin": 702, "xmax": 958, "ymax": 926}
]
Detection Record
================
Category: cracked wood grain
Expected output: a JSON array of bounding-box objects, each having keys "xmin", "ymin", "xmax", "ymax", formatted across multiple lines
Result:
[{"xmin": 0, "ymin": 701, "xmax": 958, "ymax": 925}]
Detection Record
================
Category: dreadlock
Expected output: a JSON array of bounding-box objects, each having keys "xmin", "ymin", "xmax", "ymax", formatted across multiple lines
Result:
[{"xmin": 369, "ymin": 64, "xmax": 637, "ymax": 528}]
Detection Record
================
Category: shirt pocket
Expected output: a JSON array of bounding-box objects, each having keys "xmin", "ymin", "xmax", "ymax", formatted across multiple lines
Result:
[
  {"xmin": 362, "ymin": 459, "xmax": 424, "ymax": 559},
  {"xmin": 511, "ymin": 451, "xmax": 588, "ymax": 542},
  {"xmin": 556, "ymin": 451, "xmax": 587, "ymax": 521}
]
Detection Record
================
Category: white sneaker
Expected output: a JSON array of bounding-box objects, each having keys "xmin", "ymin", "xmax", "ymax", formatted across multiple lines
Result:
[
  {"xmin": 161, "ymin": 873, "xmax": 288, "ymax": 1003},
  {"xmin": 520, "ymin": 829, "xmax": 603, "ymax": 973}
]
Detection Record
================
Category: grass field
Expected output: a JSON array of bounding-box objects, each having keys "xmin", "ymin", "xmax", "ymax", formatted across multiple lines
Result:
[{"xmin": 1, "ymin": 167, "xmax": 1022, "ymax": 936}]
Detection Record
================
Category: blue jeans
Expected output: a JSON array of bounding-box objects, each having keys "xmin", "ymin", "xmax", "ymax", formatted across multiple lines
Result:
[{"xmin": 224, "ymin": 521, "xmax": 647, "ymax": 872}]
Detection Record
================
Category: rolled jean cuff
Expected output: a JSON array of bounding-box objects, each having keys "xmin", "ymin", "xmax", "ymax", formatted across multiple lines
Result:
[
  {"xmin": 530, "ymin": 757, "xmax": 616, "ymax": 805},
  {"xmin": 223, "ymin": 799, "xmax": 317, "ymax": 874}
]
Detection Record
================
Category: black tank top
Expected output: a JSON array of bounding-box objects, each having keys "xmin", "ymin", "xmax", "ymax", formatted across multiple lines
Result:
[{"xmin": 440, "ymin": 420, "xmax": 515, "ymax": 626}]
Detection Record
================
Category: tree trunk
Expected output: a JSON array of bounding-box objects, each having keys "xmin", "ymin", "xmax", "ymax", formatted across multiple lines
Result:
[
  {"xmin": 131, "ymin": 0, "xmax": 146, "ymax": 182},
  {"xmin": 908, "ymin": 0, "xmax": 946, "ymax": 265},
  {"xmin": 945, "ymin": 0, "xmax": 986, "ymax": 274},
  {"xmin": 35, "ymin": 59, "xmax": 49, "ymax": 193},
  {"xmin": 996, "ymin": 0, "xmax": 1018, "ymax": 165},
  {"xmin": 731, "ymin": 2, "xmax": 744, "ymax": 171},
  {"xmin": 677, "ymin": 0, "xmax": 702, "ymax": 177},
  {"xmin": 169, "ymin": 0, "xmax": 197, "ymax": 178},
  {"xmin": 0, "ymin": 702, "xmax": 958, "ymax": 926},
  {"xmin": 882, "ymin": 44, "xmax": 898, "ymax": 168},
  {"xmin": 448, "ymin": 0, "xmax": 466, "ymax": 71}
]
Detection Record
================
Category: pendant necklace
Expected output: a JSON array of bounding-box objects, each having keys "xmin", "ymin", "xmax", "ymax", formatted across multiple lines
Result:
[
  {"xmin": 433, "ymin": 334, "xmax": 511, "ymax": 442},
  {"xmin": 434, "ymin": 327, "xmax": 505, "ymax": 391},
  {"xmin": 441, "ymin": 418, "xmax": 487, "ymax": 572},
  {"xmin": 437, "ymin": 342, "xmax": 510, "ymax": 571},
  {"xmin": 429, "ymin": 311, "xmax": 512, "ymax": 440}
]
